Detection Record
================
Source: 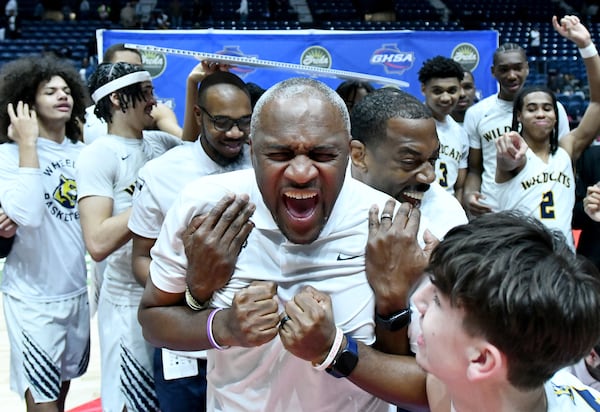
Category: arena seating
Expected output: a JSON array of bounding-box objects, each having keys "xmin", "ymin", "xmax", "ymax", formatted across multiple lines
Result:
[{"xmin": 0, "ymin": 0, "xmax": 594, "ymax": 115}]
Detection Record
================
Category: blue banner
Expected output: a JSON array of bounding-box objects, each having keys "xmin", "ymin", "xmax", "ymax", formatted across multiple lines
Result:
[{"xmin": 98, "ymin": 29, "xmax": 498, "ymax": 123}]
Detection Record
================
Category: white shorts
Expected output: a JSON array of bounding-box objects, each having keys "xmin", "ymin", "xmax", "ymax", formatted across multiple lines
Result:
[
  {"xmin": 97, "ymin": 291, "xmax": 159, "ymax": 412},
  {"xmin": 3, "ymin": 292, "xmax": 90, "ymax": 403}
]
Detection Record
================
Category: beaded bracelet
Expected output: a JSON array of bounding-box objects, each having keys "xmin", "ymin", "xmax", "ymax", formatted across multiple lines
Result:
[
  {"xmin": 579, "ymin": 43, "xmax": 598, "ymax": 59},
  {"xmin": 313, "ymin": 327, "xmax": 344, "ymax": 371},
  {"xmin": 207, "ymin": 308, "xmax": 230, "ymax": 351},
  {"xmin": 185, "ymin": 286, "xmax": 208, "ymax": 311}
]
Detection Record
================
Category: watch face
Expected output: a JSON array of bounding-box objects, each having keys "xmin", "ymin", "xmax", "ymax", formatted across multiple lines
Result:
[
  {"xmin": 327, "ymin": 335, "xmax": 359, "ymax": 378},
  {"xmin": 377, "ymin": 308, "xmax": 411, "ymax": 331},
  {"xmin": 336, "ymin": 349, "xmax": 359, "ymax": 376}
]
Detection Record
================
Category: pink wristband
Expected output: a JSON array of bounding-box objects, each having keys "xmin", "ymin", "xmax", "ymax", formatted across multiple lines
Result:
[
  {"xmin": 313, "ymin": 327, "xmax": 344, "ymax": 371},
  {"xmin": 207, "ymin": 308, "xmax": 230, "ymax": 351}
]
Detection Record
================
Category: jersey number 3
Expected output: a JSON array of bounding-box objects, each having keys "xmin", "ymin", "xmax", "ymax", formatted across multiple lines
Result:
[{"xmin": 438, "ymin": 162, "xmax": 448, "ymax": 188}]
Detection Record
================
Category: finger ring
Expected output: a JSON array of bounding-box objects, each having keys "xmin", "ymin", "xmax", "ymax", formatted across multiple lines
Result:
[
  {"xmin": 381, "ymin": 213, "xmax": 393, "ymax": 220},
  {"xmin": 280, "ymin": 314, "xmax": 291, "ymax": 329}
]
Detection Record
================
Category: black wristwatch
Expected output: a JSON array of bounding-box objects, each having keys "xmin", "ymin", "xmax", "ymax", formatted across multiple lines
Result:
[
  {"xmin": 326, "ymin": 334, "xmax": 359, "ymax": 378},
  {"xmin": 375, "ymin": 308, "xmax": 411, "ymax": 331}
]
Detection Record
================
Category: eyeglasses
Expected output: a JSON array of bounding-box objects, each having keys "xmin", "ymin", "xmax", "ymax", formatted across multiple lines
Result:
[{"xmin": 199, "ymin": 106, "xmax": 251, "ymax": 133}]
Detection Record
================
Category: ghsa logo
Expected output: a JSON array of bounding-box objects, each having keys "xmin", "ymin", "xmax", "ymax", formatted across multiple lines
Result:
[
  {"xmin": 216, "ymin": 46, "xmax": 257, "ymax": 77},
  {"xmin": 370, "ymin": 44, "xmax": 415, "ymax": 75},
  {"xmin": 53, "ymin": 174, "xmax": 77, "ymax": 209}
]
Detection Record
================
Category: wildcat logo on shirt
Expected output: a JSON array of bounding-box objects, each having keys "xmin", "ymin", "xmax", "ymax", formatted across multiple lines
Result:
[
  {"xmin": 44, "ymin": 174, "xmax": 80, "ymax": 222},
  {"xmin": 53, "ymin": 174, "xmax": 77, "ymax": 208}
]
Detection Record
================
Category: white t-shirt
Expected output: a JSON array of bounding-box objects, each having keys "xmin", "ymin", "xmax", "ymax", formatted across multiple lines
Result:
[
  {"xmin": 463, "ymin": 94, "xmax": 570, "ymax": 211},
  {"xmin": 0, "ymin": 138, "xmax": 87, "ymax": 301},
  {"xmin": 83, "ymin": 105, "xmax": 106, "ymax": 145},
  {"xmin": 128, "ymin": 139, "xmax": 251, "ymax": 239},
  {"xmin": 545, "ymin": 369, "xmax": 600, "ymax": 411},
  {"xmin": 419, "ymin": 181, "xmax": 469, "ymax": 240},
  {"xmin": 496, "ymin": 147, "xmax": 575, "ymax": 250},
  {"xmin": 77, "ymin": 132, "xmax": 181, "ymax": 305},
  {"xmin": 435, "ymin": 115, "xmax": 469, "ymax": 195},
  {"xmin": 150, "ymin": 169, "xmax": 397, "ymax": 412}
]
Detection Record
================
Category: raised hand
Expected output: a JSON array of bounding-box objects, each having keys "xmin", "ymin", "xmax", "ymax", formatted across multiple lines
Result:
[
  {"xmin": 584, "ymin": 183, "xmax": 600, "ymax": 222},
  {"xmin": 495, "ymin": 131, "xmax": 528, "ymax": 173},
  {"xmin": 366, "ymin": 200, "xmax": 438, "ymax": 315},
  {"xmin": 7, "ymin": 101, "xmax": 38, "ymax": 146},
  {"xmin": 185, "ymin": 193, "xmax": 255, "ymax": 303},
  {"xmin": 464, "ymin": 191, "xmax": 493, "ymax": 217},
  {"xmin": 553, "ymin": 15, "xmax": 592, "ymax": 48}
]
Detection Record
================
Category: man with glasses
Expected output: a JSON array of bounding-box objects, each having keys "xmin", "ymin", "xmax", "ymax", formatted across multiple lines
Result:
[{"xmin": 128, "ymin": 68, "xmax": 253, "ymax": 412}]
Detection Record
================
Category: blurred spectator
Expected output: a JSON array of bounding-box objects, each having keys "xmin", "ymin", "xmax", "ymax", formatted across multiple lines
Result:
[
  {"xmin": 79, "ymin": 0, "xmax": 90, "ymax": 19},
  {"xmin": 33, "ymin": 1, "xmax": 44, "ymax": 19},
  {"xmin": 120, "ymin": 1, "xmax": 137, "ymax": 27},
  {"xmin": 547, "ymin": 68, "xmax": 566, "ymax": 93},
  {"xmin": 583, "ymin": 1, "xmax": 600, "ymax": 23},
  {"xmin": 236, "ymin": 0, "xmax": 248, "ymax": 21},
  {"xmin": 528, "ymin": 24, "xmax": 541, "ymax": 57},
  {"xmin": 4, "ymin": 0, "xmax": 17, "ymax": 17},
  {"xmin": 136, "ymin": 0, "xmax": 157, "ymax": 27},
  {"xmin": 79, "ymin": 56, "xmax": 95, "ymax": 85},
  {"xmin": 169, "ymin": 0, "xmax": 182, "ymax": 28},
  {"xmin": 152, "ymin": 8, "xmax": 169, "ymax": 28},
  {"xmin": 62, "ymin": 3, "xmax": 73, "ymax": 21},
  {"xmin": 97, "ymin": 3, "xmax": 110, "ymax": 21},
  {"xmin": 5, "ymin": 8, "xmax": 20, "ymax": 39}
]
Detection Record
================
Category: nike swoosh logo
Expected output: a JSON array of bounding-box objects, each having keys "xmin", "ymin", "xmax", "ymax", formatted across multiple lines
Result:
[
  {"xmin": 121, "ymin": 155, "xmax": 130, "ymax": 160},
  {"xmin": 336, "ymin": 253, "xmax": 363, "ymax": 261}
]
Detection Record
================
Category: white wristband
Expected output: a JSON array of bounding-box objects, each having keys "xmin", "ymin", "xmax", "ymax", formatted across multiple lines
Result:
[
  {"xmin": 313, "ymin": 327, "xmax": 344, "ymax": 371},
  {"xmin": 579, "ymin": 43, "xmax": 598, "ymax": 59}
]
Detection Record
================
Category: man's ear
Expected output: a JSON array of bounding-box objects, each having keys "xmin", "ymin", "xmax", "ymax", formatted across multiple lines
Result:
[
  {"xmin": 350, "ymin": 140, "xmax": 368, "ymax": 171},
  {"xmin": 108, "ymin": 92, "xmax": 120, "ymax": 108},
  {"xmin": 465, "ymin": 342, "xmax": 505, "ymax": 383},
  {"xmin": 193, "ymin": 105, "xmax": 203, "ymax": 127}
]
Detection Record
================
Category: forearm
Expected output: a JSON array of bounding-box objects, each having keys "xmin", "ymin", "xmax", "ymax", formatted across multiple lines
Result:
[
  {"xmin": 131, "ymin": 234, "xmax": 156, "ymax": 286},
  {"xmin": 132, "ymin": 254, "xmax": 151, "ymax": 286},
  {"xmin": 463, "ymin": 170, "xmax": 481, "ymax": 196},
  {"xmin": 139, "ymin": 302, "xmax": 215, "ymax": 351},
  {"xmin": 454, "ymin": 168, "xmax": 467, "ymax": 203},
  {"xmin": 374, "ymin": 326, "xmax": 410, "ymax": 355},
  {"xmin": 1, "ymin": 170, "xmax": 45, "ymax": 227},
  {"xmin": 181, "ymin": 77, "xmax": 201, "ymax": 142},
  {"xmin": 18, "ymin": 141, "xmax": 39, "ymax": 168},
  {"xmin": 85, "ymin": 208, "xmax": 133, "ymax": 261}
]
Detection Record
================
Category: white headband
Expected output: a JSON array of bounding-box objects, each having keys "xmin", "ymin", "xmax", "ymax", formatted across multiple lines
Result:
[{"xmin": 91, "ymin": 71, "xmax": 152, "ymax": 103}]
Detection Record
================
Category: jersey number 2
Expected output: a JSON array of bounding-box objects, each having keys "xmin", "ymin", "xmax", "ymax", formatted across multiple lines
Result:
[{"xmin": 540, "ymin": 191, "xmax": 555, "ymax": 219}]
